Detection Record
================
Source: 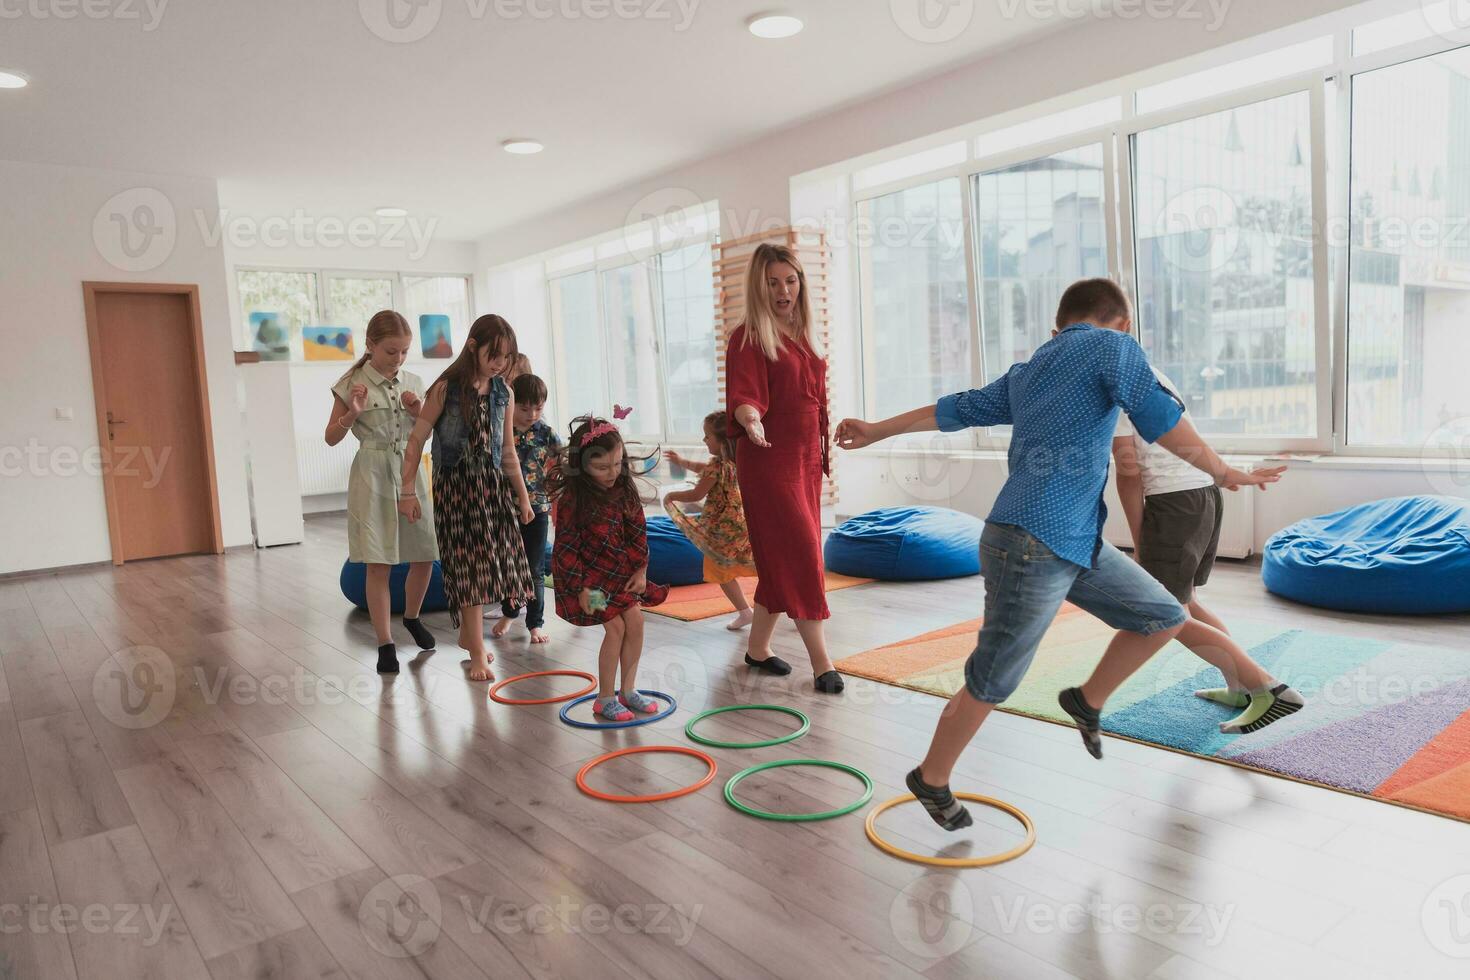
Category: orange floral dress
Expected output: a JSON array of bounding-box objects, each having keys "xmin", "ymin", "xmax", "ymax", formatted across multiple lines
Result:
[{"xmin": 665, "ymin": 458, "xmax": 757, "ymax": 585}]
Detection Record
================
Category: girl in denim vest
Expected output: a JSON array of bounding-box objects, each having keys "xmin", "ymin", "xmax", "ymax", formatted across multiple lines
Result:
[{"xmin": 399, "ymin": 314, "xmax": 536, "ymax": 682}]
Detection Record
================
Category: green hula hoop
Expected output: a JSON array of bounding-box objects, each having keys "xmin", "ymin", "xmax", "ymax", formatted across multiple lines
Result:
[
  {"xmin": 684, "ymin": 704, "xmax": 811, "ymax": 749},
  {"xmin": 723, "ymin": 759, "xmax": 874, "ymax": 822}
]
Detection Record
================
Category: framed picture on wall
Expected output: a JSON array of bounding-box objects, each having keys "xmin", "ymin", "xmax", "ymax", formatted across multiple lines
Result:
[
  {"xmin": 249, "ymin": 311, "xmax": 291, "ymax": 361},
  {"xmin": 302, "ymin": 325, "xmax": 355, "ymax": 361},
  {"xmin": 420, "ymin": 314, "xmax": 453, "ymax": 358}
]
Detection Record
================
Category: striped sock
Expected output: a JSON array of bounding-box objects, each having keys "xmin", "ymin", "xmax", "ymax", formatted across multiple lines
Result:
[
  {"xmin": 1220, "ymin": 684, "xmax": 1305, "ymax": 734},
  {"xmin": 906, "ymin": 768, "xmax": 973, "ymax": 832}
]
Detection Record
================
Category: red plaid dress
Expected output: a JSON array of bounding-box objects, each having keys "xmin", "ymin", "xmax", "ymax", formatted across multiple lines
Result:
[{"xmin": 552, "ymin": 490, "xmax": 669, "ymax": 626}]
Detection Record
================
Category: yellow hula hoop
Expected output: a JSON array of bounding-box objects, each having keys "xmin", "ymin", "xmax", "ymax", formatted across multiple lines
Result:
[{"xmin": 864, "ymin": 793, "xmax": 1037, "ymax": 868}]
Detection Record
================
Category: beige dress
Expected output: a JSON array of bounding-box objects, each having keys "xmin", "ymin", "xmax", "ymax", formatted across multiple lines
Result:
[{"xmin": 331, "ymin": 363, "xmax": 439, "ymax": 565}]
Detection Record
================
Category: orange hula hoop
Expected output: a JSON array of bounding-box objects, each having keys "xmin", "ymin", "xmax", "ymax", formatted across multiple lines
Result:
[
  {"xmin": 575, "ymin": 746, "xmax": 718, "ymax": 803},
  {"xmin": 488, "ymin": 670, "xmax": 598, "ymax": 705}
]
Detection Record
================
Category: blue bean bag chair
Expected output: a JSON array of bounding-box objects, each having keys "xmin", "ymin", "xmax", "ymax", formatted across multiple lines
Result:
[
  {"xmin": 1262, "ymin": 495, "xmax": 1470, "ymax": 615},
  {"xmin": 824, "ymin": 506, "xmax": 985, "ymax": 581},
  {"xmin": 340, "ymin": 560, "xmax": 449, "ymax": 614},
  {"xmin": 646, "ymin": 515, "xmax": 705, "ymax": 586}
]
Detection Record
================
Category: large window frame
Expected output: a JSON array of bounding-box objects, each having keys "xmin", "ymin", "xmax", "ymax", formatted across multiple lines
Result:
[
  {"xmin": 544, "ymin": 227, "xmax": 719, "ymax": 444},
  {"xmin": 842, "ymin": 15, "xmax": 1470, "ymax": 459}
]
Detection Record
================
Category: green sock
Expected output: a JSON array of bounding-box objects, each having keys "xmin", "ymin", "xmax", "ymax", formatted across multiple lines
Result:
[
  {"xmin": 1220, "ymin": 684, "xmax": 1305, "ymax": 734},
  {"xmin": 1194, "ymin": 687, "xmax": 1250, "ymax": 708}
]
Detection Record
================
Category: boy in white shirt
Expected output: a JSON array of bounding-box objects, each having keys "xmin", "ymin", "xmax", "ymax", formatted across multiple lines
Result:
[{"xmin": 1113, "ymin": 366, "xmax": 1305, "ymax": 734}]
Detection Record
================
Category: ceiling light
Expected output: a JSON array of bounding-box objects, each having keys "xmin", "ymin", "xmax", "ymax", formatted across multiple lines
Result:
[
  {"xmin": 502, "ymin": 139, "xmax": 543, "ymax": 155},
  {"xmin": 375, "ymin": 207, "xmax": 408, "ymax": 218},
  {"xmin": 747, "ymin": 13, "xmax": 803, "ymax": 39},
  {"xmin": 0, "ymin": 70, "xmax": 29, "ymax": 90}
]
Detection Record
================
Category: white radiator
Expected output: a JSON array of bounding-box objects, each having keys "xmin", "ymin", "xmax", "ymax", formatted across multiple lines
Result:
[
  {"xmin": 1102, "ymin": 476, "xmax": 1254, "ymax": 559},
  {"xmin": 295, "ymin": 432, "xmax": 356, "ymax": 496}
]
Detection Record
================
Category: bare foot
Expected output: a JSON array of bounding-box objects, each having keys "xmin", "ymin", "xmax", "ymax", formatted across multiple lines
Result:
[
  {"xmin": 491, "ymin": 617, "xmax": 513, "ymax": 639},
  {"xmin": 529, "ymin": 628, "xmax": 550, "ymax": 644},
  {"xmin": 725, "ymin": 608, "xmax": 754, "ymax": 631},
  {"xmin": 465, "ymin": 650, "xmax": 494, "ymax": 682}
]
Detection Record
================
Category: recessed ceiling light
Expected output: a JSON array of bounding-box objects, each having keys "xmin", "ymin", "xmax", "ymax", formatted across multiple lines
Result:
[
  {"xmin": 502, "ymin": 139, "xmax": 543, "ymax": 155},
  {"xmin": 375, "ymin": 206, "xmax": 408, "ymax": 218},
  {"xmin": 0, "ymin": 70, "xmax": 29, "ymax": 90},
  {"xmin": 747, "ymin": 13, "xmax": 803, "ymax": 39}
]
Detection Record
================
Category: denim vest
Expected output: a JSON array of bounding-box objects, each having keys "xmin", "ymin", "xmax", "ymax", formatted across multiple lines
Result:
[{"xmin": 431, "ymin": 376, "xmax": 508, "ymax": 473}]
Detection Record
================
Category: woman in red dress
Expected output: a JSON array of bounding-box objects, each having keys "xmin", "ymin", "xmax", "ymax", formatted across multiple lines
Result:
[{"xmin": 726, "ymin": 243, "xmax": 843, "ymax": 693}]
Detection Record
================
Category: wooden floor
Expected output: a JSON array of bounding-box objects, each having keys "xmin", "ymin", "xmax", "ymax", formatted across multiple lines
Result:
[{"xmin": 3, "ymin": 513, "xmax": 1468, "ymax": 980}]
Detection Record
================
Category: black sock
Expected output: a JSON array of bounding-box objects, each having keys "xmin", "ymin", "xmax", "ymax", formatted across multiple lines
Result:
[
  {"xmin": 402, "ymin": 616, "xmax": 435, "ymax": 650},
  {"xmin": 1058, "ymin": 687, "xmax": 1103, "ymax": 759},
  {"xmin": 906, "ymin": 768, "xmax": 973, "ymax": 831},
  {"xmin": 377, "ymin": 642, "xmax": 399, "ymax": 674}
]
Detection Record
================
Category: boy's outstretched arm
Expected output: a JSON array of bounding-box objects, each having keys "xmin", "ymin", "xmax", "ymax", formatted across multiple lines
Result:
[
  {"xmin": 837, "ymin": 373, "xmax": 1014, "ymax": 450},
  {"xmin": 835, "ymin": 404, "xmax": 939, "ymax": 450},
  {"xmin": 1154, "ymin": 415, "xmax": 1286, "ymax": 491}
]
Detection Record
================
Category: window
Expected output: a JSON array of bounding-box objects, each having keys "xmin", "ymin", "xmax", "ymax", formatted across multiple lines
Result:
[
  {"xmin": 973, "ymin": 144, "xmax": 1109, "ymax": 385},
  {"xmin": 237, "ymin": 269, "xmax": 319, "ymax": 360},
  {"xmin": 1347, "ymin": 46, "xmax": 1470, "ymax": 448},
  {"xmin": 549, "ymin": 271, "xmax": 605, "ymax": 421},
  {"xmin": 1134, "ymin": 37, "xmax": 1332, "ymax": 115},
  {"xmin": 402, "ymin": 275, "xmax": 472, "ymax": 359},
  {"xmin": 856, "ymin": 177, "xmax": 971, "ymax": 420},
  {"xmin": 973, "ymin": 98, "xmax": 1121, "ymax": 160},
  {"xmin": 325, "ymin": 274, "xmax": 395, "ymax": 350},
  {"xmin": 853, "ymin": 141, "xmax": 967, "ymax": 191},
  {"xmin": 601, "ymin": 262, "xmax": 662, "ymax": 438},
  {"xmin": 1130, "ymin": 90, "xmax": 1320, "ymax": 438},
  {"xmin": 657, "ymin": 242, "xmax": 718, "ymax": 438}
]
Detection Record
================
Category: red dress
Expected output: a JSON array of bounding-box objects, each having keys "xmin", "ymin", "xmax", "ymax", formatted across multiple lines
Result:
[
  {"xmin": 725, "ymin": 325, "xmax": 830, "ymax": 621},
  {"xmin": 552, "ymin": 489, "xmax": 669, "ymax": 626}
]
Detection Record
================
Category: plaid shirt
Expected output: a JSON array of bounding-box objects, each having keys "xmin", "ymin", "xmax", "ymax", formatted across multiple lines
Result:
[{"xmin": 551, "ymin": 490, "xmax": 667, "ymax": 625}]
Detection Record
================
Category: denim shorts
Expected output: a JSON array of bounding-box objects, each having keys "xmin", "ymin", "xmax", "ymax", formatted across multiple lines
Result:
[{"xmin": 964, "ymin": 522, "xmax": 1187, "ymax": 704}]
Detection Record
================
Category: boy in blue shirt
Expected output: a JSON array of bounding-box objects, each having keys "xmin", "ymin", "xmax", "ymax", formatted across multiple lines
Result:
[{"xmin": 836, "ymin": 279, "xmax": 1285, "ymax": 830}]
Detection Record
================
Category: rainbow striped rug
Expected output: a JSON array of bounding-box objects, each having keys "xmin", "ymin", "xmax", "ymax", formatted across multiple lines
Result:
[{"xmin": 835, "ymin": 604, "xmax": 1470, "ymax": 823}]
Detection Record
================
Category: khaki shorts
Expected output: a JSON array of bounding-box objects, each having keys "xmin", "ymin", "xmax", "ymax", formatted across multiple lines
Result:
[{"xmin": 1138, "ymin": 485, "xmax": 1223, "ymax": 603}]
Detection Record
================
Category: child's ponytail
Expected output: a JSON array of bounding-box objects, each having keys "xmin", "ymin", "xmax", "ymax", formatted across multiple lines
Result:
[{"xmin": 336, "ymin": 310, "xmax": 412, "ymax": 386}]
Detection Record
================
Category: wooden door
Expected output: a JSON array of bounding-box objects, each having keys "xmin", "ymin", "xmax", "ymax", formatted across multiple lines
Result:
[{"xmin": 85, "ymin": 285, "xmax": 222, "ymax": 562}]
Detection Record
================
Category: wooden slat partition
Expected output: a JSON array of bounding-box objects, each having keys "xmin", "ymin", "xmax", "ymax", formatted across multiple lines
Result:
[{"xmin": 711, "ymin": 226, "xmax": 838, "ymax": 506}]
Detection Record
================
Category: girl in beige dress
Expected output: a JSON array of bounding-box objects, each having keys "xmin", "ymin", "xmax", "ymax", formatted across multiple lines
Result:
[{"xmin": 326, "ymin": 310, "xmax": 440, "ymax": 674}]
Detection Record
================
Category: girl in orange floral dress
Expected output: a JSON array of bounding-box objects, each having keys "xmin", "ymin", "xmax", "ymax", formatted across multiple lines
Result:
[{"xmin": 663, "ymin": 410, "xmax": 758, "ymax": 631}]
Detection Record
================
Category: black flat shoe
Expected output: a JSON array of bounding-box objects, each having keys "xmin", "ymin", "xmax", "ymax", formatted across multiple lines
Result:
[
  {"xmin": 814, "ymin": 670, "xmax": 844, "ymax": 694},
  {"xmin": 744, "ymin": 653, "xmax": 792, "ymax": 676}
]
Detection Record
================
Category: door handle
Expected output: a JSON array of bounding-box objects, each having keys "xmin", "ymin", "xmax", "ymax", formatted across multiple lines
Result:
[{"xmin": 106, "ymin": 411, "xmax": 128, "ymax": 441}]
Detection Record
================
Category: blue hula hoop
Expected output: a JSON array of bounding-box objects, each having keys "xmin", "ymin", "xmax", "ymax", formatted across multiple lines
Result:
[{"xmin": 558, "ymin": 689, "xmax": 677, "ymax": 729}]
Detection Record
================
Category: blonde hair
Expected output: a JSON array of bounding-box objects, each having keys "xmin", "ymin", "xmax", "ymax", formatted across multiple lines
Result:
[
  {"xmin": 339, "ymin": 310, "xmax": 411, "ymax": 384},
  {"xmin": 739, "ymin": 243, "xmax": 818, "ymax": 361}
]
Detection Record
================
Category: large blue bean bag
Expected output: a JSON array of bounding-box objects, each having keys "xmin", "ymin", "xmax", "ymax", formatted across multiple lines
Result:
[
  {"xmin": 824, "ymin": 506, "xmax": 985, "ymax": 581},
  {"xmin": 340, "ymin": 560, "xmax": 449, "ymax": 613},
  {"xmin": 1262, "ymin": 495, "xmax": 1470, "ymax": 615},
  {"xmin": 646, "ymin": 515, "xmax": 705, "ymax": 586}
]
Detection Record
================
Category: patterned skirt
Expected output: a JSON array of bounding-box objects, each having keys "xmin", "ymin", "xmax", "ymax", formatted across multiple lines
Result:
[{"xmin": 433, "ymin": 457, "xmax": 535, "ymax": 627}]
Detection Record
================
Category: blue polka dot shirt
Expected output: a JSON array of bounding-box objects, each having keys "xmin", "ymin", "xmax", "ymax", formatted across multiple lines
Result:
[{"xmin": 935, "ymin": 323, "xmax": 1184, "ymax": 569}]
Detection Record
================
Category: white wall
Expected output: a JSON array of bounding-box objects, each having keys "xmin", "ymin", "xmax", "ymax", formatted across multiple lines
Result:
[{"xmin": 0, "ymin": 159, "xmax": 253, "ymax": 574}]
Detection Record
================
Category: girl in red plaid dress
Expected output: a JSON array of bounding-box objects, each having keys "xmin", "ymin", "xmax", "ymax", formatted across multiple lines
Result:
[{"xmin": 549, "ymin": 416, "xmax": 669, "ymax": 722}]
